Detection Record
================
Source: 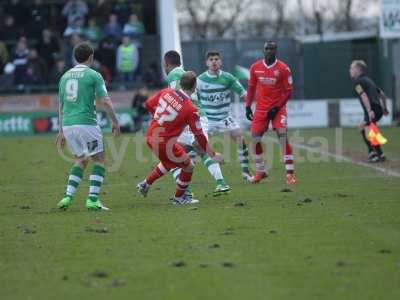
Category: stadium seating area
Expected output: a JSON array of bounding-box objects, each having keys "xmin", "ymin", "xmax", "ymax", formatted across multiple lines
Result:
[{"xmin": 0, "ymin": 0, "xmax": 162, "ymax": 92}]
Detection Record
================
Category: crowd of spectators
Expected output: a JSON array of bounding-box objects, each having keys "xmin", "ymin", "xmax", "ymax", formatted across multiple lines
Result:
[{"xmin": 0, "ymin": 0, "xmax": 160, "ymax": 90}]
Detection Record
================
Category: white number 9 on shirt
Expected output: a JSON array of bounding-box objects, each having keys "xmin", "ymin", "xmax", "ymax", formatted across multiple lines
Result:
[
  {"xmin": 65, "ymin": 79, "xmax": 79, "ymax": 102},
  {"xmin": 154, "ymin": 99, "xmax": 178, "ymax": 125}
]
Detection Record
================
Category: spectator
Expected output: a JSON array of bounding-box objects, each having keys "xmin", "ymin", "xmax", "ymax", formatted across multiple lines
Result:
[
  {"xmin": 131, "ymin": 86, "xmax": 150, "ymax": 132},
  {"xmin": 3, "ymin": 0, "xmax": 26, "ymax": 29},
  {"xmin": 84, "ymin": 18, "xmax": 103, "ymax": 46},
  {"xmin": 95, "ymin": 37, "xmax": 116, "ymax": 80},
  {"xmin": 104, "ymin": 14, "xmax": 122, "ymax": 41},
  {"xmin": 64, "ymin": 17, "xmax": 84, "ymax": 37},
  {"xmin": 49, "ymin": 57, "xmax": 67, "ymax": 84},
  {"xmin": 123, "ymin": 14, "xmax": 146, "ymax": 40},
  {"xmin": 62, "ymin": 0, "xmax": 89, "ymax": 26},
  {"xmin": 116, "ymin": 35, "xmax": 139, "ymax": 83},
  {"xmin": 1, "ymin": 15, "xmax": 22, "ymax": 41},
  {"xmin": 24, "ymin": 48, "xmax": 46, "ymax": 85},
  {"xmin": 11, "ymin": 37, "xmax": 29, "ymax": 85},
  {"xmin": 114, "ymin": 0, "xmax": 134, "ymax": 25},
  {"xmin": 27, "ymin": 0, "xmax": 50, "ymax": 39},
  {"xmin": 0, "ymin": 40, "xmax": 9, "ymax": 74},
  {"xmin": 91, "ymin": 0, "xmax": 114, "ymax": 25},
  {"xmin": 142, "ymin": 62, "xmax": 163, "ymax": 88},
  {"xmin": 37, "ymin": 29, "xmax": 61, "ymax": 74},
  {"xmin": 1, "ymin": 62, "xmax": 16, "ymax": 89}
]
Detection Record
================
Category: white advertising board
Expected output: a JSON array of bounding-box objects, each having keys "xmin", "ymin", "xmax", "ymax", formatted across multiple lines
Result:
[{"xmin": 339, "ymin": 98, "xmax": 393, "ymax": 127}]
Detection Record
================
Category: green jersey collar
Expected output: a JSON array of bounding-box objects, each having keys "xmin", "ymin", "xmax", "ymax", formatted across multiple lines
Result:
[
  {"xmin": 170, "ymin": 66, "xmax": 184, "ymax": 74},
  {"xmin": 206, "ymin": 70, "xmax": 221, "ymax": 78},
  {"xmin": 74, "ymin": 64, "xmax": 89, "ymax": 69}
]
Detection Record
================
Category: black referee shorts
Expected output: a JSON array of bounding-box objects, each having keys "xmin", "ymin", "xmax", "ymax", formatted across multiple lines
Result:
[{"xmin": 364, "ymin": 105, "xmax": 383, "ymax": 124}]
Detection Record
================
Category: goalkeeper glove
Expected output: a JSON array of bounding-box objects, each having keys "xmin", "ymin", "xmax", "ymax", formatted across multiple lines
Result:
[
  {"xmin": 267, "ymin": 107, "xmax": 280, "ymax": 121},
  {"xmin": 246, "ymin": 106, "xmax": 253, "ymax": 121}
]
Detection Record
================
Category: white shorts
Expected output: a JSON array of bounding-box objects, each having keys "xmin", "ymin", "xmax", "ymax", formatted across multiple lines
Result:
[
  {"xmin": 177, "ymin": 116, "xmax": 209, "ymax": 146},
  {"xmin": 63, "ymin": 125, "xmax": 104, "ymax": 157},
  {"xmin": 208, "ymin": 116, "xmax": 240, "ymax": 134}
]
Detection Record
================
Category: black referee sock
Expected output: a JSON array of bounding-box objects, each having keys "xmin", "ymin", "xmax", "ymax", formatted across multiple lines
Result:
[
  {"xmin": 360, "ymin": 130, "xmax": 373, "ymax": 153},
  {"xmin": 374, "ymin": 146, "xmax": 383, "ymax": 156}
]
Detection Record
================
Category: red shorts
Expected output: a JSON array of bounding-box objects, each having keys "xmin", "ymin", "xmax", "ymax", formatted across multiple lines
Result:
[
  {"xmin": 251, "ymin": 107, "xmax": 288, "ymax": 135},
  {"xmin": 147, "ymin": 139, "xmax": 190, "ymax": 170}
]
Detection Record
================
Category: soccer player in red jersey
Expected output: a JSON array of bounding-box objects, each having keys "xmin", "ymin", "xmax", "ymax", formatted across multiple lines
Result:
[
  {"xmin": 245, "ymin": 41, "xmax": 296, "ymax": 185},
  {"xmin": 137, "ymin": 71, "xmax": 224, "ymax": 204}
]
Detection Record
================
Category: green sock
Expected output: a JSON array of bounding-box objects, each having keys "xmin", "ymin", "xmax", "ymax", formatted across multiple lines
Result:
[
  {"xmin": 202, "ymin": 154, "xmax": 225, "ymax": 185},
  {"xmin": 238, "ymin": 141, "xmax": 250, "ymax": 174},
  {"xmin": 65, "ymin": 165, "xmax": 84, "ymax": 198},
  {"xmin": 88, "ymin": 164, "xmax": 105, "ymax": 202}
]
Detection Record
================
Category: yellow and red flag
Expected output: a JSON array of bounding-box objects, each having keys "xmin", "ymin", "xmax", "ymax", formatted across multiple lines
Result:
[{"xmin": 367, "ymin": 123, "xmax": 388, "ymax": 146}]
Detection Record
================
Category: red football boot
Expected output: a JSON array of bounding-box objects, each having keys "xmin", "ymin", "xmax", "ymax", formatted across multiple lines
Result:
[
  {"xmin": 286, "ymin": 174, "xmax": 297, "ymax": 185},
  {"xmin": 250, "ymin": 171, "xmax": 268, "ymax": 184}
]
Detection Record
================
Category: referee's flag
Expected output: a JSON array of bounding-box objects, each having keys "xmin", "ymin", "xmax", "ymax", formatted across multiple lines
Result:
[{"xmin": 367, "ymin": 123, "xmax": 388, "ymax": 146}]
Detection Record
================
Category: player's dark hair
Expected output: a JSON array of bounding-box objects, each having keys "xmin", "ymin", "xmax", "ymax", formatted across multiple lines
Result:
[
  {"xmin": 265, "ymin": 40, "xmax": 278, "ymax": 48},
  {"xmin": 206, "ymin": 50, "xmax": 221, "ymax": 59},
  {"xmin": 74, "ymin": 42, "xmax": 94, "ymax": 63},
  {"xmin": 352, "ymin": 60, "xmax": 367, "ymax": 73},
  {"xmin": 164, "ymin": 50, "xmax": 181, "ymax": 66},
  {"xmin": 180, "ymin": 71, "xmax": 197, "ymax": 91}
]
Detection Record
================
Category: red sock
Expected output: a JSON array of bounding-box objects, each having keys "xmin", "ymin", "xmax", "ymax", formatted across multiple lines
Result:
[
  {"xmin": 146, "ymin": 163, "xmax": 168, "ymax": 185},
  {"xmin": 253, "ymin": 142, "xmax": 265, "ymax": 172},
  {"xmin": 284, "ymin": 143, "xmax": 294, "ymax": 174},
  {"xmin": 175, "ymin": 170, "xmax": 193, "ymax": 198}
]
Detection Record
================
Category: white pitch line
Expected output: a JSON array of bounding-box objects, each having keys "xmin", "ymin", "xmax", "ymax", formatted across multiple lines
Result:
[{"xmin": 264, "ymin": 136, "xmax": 400, "ymax": 178}]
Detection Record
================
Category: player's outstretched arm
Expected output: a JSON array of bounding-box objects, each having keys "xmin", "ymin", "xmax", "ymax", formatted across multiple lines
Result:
[{"xmin": 97, "ymin": 96, "xmax": 120, "ymax": 136}]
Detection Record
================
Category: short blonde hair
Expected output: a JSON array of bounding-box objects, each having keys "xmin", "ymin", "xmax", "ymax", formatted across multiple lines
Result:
[{"xmin": 351, "ymin": 60, "xmax": 367, "ymax": 73}]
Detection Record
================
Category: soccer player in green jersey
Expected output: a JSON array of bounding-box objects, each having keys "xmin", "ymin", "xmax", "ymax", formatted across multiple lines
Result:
[
  {"xmin": 163, "ymin": 50, "xmax": 230, "ymax": 196},
  {"xmin": 197, "ymin": 50, "xmax": 252, "ymax": 181},
  {"xmin": 56, "ymin": 42, "xmax": 120, "ymax": 211}
]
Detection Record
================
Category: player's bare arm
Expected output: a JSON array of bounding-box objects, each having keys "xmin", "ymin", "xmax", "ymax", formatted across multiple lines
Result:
[
  {"xmin": 55, "ymin": 99, "xmax": 66, "ymax": 150},
  {"xmin": 378, "ymin": 88, "xmax": 389, "ymax": 115},
  {"xmin": 96, "ymin": 96, "xmax": 121, "ymax": 136},
  {"xmin": 360, "ymin": 93, "xmax": 375, "ymax": 121}
]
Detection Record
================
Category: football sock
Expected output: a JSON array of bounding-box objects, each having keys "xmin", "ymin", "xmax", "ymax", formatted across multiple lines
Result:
[
  {"xmin": 237, "ymin": 141, "xmax": 250, "ymax": 174},
  {"xmin": 65, "ymin": 165, "xmax": 84, "ymax": 198},
  {"xmin": 254, "ymin": 142, "xmax": 266, "ymax": 172},
  {"xmin": 171, "ymin": 167, "xmax": 181, "ymax": 181},
  {"xmin": 146, "ymin": 163, "xmax": 168, "ymax": 185},
  {"xmin": 202, "ymin": 154, "xmax": 225, "ymax": 184},
  {"xmin": 175, "ymin": 169, "xmax": 193, "ymax": 198},
  {"xmin": 188, "ymin": 150, "xmax": 197, "ymax": 162},
  {"xmin": 361, "ymin": 130, "xmax": 373, "ymax": 153},
  {"xmin": 284, "ymin": 142, "xmax": 294, "ymax": 175},
  {"xmin": 374, "ymin": 145, "xmax": 383, "ymax": 156},
  {"xmin": 88, "ymin": 164, "xmax": 105, "ymax": 202}
]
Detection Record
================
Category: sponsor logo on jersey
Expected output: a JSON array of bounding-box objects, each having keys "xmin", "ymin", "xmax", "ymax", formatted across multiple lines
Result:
[{"xmin": 258, "ymin": 77, "xmax": 277, "ymax": 85}]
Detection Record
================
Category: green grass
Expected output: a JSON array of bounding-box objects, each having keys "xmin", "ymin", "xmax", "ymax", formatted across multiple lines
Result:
[{"xmin": 1, "ymin": 127, "xmax": 400, "ymax": 300}]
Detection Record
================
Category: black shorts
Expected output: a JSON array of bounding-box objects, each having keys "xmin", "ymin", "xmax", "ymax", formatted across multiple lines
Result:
[{"xmin": 364, "ymin": 105, "xmax": 383, "ymax": 124}]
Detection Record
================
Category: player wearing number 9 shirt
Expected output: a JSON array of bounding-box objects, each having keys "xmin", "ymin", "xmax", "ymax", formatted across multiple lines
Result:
[
  {"xmin": 56, "ymin": 42, "xmax": 120, "ymax": 211},
  {"xmin": 137, "ymin": 71, "xmax": 224, "ymax": 205}
]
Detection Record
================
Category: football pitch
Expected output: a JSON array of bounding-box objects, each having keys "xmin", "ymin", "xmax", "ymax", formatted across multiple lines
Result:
[{"xmin": 1, "ymin": 127, "xmax": 399, "ymax": 300}]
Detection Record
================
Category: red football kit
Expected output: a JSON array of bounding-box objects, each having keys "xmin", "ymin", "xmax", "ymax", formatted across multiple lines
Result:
[
  {"xmin": 246, "ymin": 59, "xmax": 293, "ymax": 135},
  {"xmin": 145, "ymin": 88, "xmax": 210, "ymax": 169}
]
